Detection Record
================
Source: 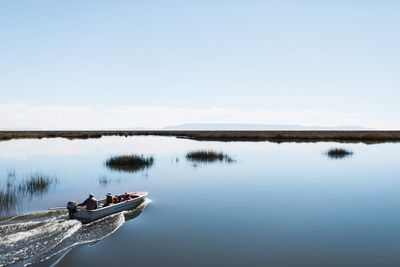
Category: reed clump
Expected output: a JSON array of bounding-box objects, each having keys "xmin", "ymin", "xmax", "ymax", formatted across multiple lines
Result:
[
  {"xmin": 326, "ymin": 148, "xmax": 353, "ymax": 159},
  {"xmin": 0, "ymin": 172, "xmax": 57, "ymax": 214},
  {"xmin": 19, "ymin": 173, "xmax": 58, "ymax": 197},
  {"xmin": 105, "ymin": 155, "xmax": 154, "ymax": 173},
  {"xmin": 186, "ymin": 150, "xmax": 234, "ymax": 163}
]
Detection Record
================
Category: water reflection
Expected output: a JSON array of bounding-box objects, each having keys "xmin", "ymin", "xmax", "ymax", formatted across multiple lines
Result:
[
  {"xmin": 98, "ymin": 175, "xmax": 111, "ymax": 188},
  {"xmin": 0, "ymin": 185, "xmax": 20, "ymax": 215},
  {"xmin": 122, "ymin": 198, "xmax": 148, "ymax": 221},
  {"xmin": 2, "ymin": 136, "xmax": 400, "ymax": 267},
  {"xmin": 0, "ymin": 172, "xmax": 58, "ymax": 215},
  {"xmin": 98, "ymin": 172, "xmax": 149, "ymax": 188},
  {"xmin": 98, "ymin": 175, "xmax": 125, "ymax": 188}
]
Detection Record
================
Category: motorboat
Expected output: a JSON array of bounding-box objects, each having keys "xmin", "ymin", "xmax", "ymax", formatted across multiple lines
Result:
[{"xmin": 67, "ymin": 191, "xmax": 148, "ymax": 223}]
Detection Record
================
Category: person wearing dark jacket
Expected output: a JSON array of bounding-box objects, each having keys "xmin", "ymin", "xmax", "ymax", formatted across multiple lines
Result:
[{"xmin": 78, "ymin": 193, "xmax": 98, "ymax": 210}]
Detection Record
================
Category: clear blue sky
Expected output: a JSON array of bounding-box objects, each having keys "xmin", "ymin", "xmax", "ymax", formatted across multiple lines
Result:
[{"xmin": 1, "ymin": 1, "xmax": 399, "ymax": 129}]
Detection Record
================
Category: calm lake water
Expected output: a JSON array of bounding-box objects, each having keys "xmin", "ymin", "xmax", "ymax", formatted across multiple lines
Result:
[{"xmin": 1, "ymin": 136, "xmax": 400, "ymax": 266}]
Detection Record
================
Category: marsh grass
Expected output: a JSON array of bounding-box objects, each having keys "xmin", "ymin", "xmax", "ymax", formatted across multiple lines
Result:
[
  {"xmin": 326, "ymin": 148, "xmax": 353, "ymax": 159},
  {"xmin": 186, "ymin": 150, "xmax": 235, "ymax": 164},
  {"xmin": 0, "ymin": 172, "xmax": 57, "ymax": 214},
  {"xmin": 105, "ymin": 154, "xmax": 154, "ymax": 173},
  {"xmin": 19, "ymin": 172, "xmax": 58, "ymax": 197}
]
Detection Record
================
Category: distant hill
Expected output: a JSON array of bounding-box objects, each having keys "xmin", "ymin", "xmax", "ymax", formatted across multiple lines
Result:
[{"xmin": 162, "ymin": 123, "xmax": 371, "ymax": 131}]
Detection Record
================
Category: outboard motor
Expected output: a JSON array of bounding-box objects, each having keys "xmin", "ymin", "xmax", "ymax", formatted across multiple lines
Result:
[{"xmin": 67, "ymin": 201, "xmax": 78, "ymax": 219}]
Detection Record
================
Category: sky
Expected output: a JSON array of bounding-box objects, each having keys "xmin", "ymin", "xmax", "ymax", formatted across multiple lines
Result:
[{"xmin": 1, "ymin": 0, "xmax": 399, "ymax": 129}]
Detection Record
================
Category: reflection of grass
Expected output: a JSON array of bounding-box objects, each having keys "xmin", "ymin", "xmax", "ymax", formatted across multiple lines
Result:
[
  {"xmin": 105, "ymin": 155, "xmax": 154, "ymax": 173},
  {"xmin": 186, "ymin": 150, "xmax": 234, "ymax": 163},
  {"xmin": 99, "ymin": 175, "xmax": 111, "ymax": 187},
  {"xmin": 19, "ymin": 173, "xmax": 58, "ymax": 197},
  {"xmin": 1, "ymin": 171, "xmax": 18, "ymax": 213},
  {"xmin": 0, "ymin": 186, "xmax": 19, "ymax": 214},
  {"xmin": 326, "ymin": 148, "xmax": 353, "ymax": 159},
  {"xmin": 7, "ymin": 169, "xmax": 16, "ymax": 178},
  {"xmin": 98, "ymin": 175, "xmax": 125, "ymax": 188}
]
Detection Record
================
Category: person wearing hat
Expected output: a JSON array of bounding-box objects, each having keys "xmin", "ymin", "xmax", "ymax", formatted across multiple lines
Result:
[{"xmin": 78, "ymin": 193, "xmax": 98, "ymax": 210}]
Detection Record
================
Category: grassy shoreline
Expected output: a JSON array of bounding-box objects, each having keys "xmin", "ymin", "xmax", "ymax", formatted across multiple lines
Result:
[{"xmin": 1, "ymin": 130, "xmax": 400, "ymax": 143}]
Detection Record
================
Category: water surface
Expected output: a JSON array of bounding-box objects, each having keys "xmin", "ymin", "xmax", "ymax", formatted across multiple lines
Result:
[{"xmin": 1, "ymin": 136, "xmax": 400, "ymax": 266}]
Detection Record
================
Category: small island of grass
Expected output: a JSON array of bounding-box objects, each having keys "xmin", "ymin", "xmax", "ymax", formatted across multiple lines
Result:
[
  {"xmin": 326, "ymin": 148, "xmax": 353, "ymax": 159},
  {"xmin": 105, "ymin": 154, "xmax": 154, "ymax": 173},
  {"xmin": 185, "ymin": 150, "xmax": 234, "ymax": 163}
]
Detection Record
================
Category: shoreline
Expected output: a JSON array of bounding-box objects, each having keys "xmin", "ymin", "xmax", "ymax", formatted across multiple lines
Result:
[{"xmin": 1, "ymin": 130, "xmax": 400, "ymax": 144}]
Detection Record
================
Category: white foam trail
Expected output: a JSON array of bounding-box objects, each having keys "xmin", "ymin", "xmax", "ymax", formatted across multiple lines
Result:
[
  {"xmin": 0, "ymin": 210, "xmax": 68, "ymax": 225},
  {"xmin": 0, "ymin": 219, "xmax": 81, "ymax": 266},
  {"xmin": 31, "ymin": 212, "xmax": 126, "ymax": 266},
  {"xmin": 0, "ymin": 221, "xmax": 46, "ymax": 238},
  {"xmin": 0, "ymin": 212, "xmax": 126, "ymax": 266},
  {"xmin": 0, "ymin": 199, "xmax": 149, "ymax": 266}
]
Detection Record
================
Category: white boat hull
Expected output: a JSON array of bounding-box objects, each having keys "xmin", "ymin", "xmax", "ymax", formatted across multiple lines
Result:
[{"xmin": 69, "ymin": 191, "xmax": 148, "ymax": 223}]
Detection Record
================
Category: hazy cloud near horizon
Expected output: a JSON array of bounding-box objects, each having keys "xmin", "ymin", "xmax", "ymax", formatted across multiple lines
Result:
[{"xmin": 0, "ymin": 103, "xmax": 397, "ymax": 130}]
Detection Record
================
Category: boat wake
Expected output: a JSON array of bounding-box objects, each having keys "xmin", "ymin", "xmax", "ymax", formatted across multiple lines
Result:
[{"xmin": 0, "ymin": 200, "xmax": 149, "ymax": 266}]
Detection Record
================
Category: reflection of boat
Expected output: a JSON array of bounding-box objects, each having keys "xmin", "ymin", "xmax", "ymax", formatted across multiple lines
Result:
[{"xmin": 67, "ymin": 192, "xmax": 148, "ymax": 223}]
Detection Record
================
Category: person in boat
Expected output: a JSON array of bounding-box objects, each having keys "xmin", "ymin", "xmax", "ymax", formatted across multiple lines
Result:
[
  {"xmin": 78, "ymin": 193, "xmax": 98, "ymax": 210},
  {"xmin": 112, "ymin": 195, "xmax": 120, "ymax": 204},
  {"xmin": 104, "ymin": 193, "xmax": 113, "ymax": 207},
  {"xmin": 124, "ymin": 192, "xmax": 132, "ymax": 201}
]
